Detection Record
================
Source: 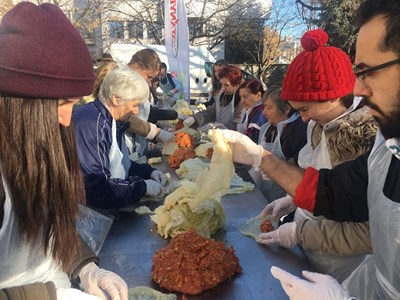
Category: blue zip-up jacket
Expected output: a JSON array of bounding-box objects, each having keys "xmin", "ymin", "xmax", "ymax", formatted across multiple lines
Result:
[
  {"xmin": 241, "ymin": 103, "xmax": 268, "ymax": 143},
  {"xmin": 72, "ymin": 98, "xmax": 155, "ymax": 209}
]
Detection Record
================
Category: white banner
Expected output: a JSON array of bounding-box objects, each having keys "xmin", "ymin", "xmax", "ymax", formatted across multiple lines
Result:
[{"xmin": 164, "ymin": 0, "xmax": 190, "ymax": 102}]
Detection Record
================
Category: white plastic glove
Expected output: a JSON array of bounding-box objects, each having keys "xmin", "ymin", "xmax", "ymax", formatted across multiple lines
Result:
[
  {"xmin": 157, "ymin": 129, "xmax": 175, "ymax": 143},
  {"xmin": 183, "ymin": 116, "xmax": 195, "ymax": 127},
  {"xmin": 151, "ymin": 170, "xmax": 167, "ymax": 186},
  {"xmin": 166, "ymin": 90, "xmax": 174, "ymax": 97},
  {"xmin": 260, "ymin": 195, "xmax": 297, "ymax": 220},
  {"xmin": 57, "ymin": 288, "xmax": 102, "ymax": 300},
  {"xmin": 195, "ymin": 97, "xmax": 208, "ymax": 105},
  {"xmin": 220, "ymin": 129, "xmax": 265, "ymax": 168},
  {"xmin": 145, "ymin": 123, "xmax": 159, "ymax": 140},
  {"xmin": 79, "ymin": 262, "xmax": 128, "ymax": 300},
  {"xmin": 211, "ymin": 123, "xmax": 226, "ymax": 129},
  {"xmin": 145, "ymin": 179, "xmax": 164, "ymax": 196},
  {"xmin": 258, "ymin": 222, "xmax": 297, "ymax": 248},
  {"xmin": 261, "ymin": 171, "xmax": 270, "ymax": 180},
  {"xmin": 270, "ymin": 266, "xmax": 352, "ymax": 300}
]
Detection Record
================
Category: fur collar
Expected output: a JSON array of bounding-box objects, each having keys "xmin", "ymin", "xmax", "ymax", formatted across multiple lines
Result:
[{"xmin": 312, "ymin": 106, "xmax": 378, "ymax": 167}]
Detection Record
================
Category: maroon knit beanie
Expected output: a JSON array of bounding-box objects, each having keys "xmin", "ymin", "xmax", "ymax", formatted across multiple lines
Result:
[
  {"xmin": 0, "ymin": 2, "xmax": 95, "ymax": 98},
  {"xmin": 282, "ymin": 29, "xmax": 355, "ymax": 102}
]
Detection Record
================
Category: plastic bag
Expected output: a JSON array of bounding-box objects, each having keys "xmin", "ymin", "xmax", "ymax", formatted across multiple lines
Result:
[{"xmin": 76, "ymin": 205, "xmax": 114, "ymax": 255}]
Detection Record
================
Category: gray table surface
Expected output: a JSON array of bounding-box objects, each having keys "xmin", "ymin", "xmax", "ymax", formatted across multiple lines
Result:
[{"xmin": 98, "ymin": 161, "xmax": 312, "ymax": 300}]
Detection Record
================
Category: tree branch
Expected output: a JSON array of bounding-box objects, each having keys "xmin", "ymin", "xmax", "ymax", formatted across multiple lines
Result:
[{"xmin": 295, "ymin": 0, "xmax": 326, "ymax": 11}]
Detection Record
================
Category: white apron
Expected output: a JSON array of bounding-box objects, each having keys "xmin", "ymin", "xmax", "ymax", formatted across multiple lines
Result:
[
  {"xmin": 295, "ymin": 96, "xmax": 366, "ymax": 282},
  {"xmin": 109, "ymin": 119, "xmax": 130, "ymax": 179},
  {"xmin": 215, "ymin": 93, "xmax": 236, "ymax": 130},
  {"xmin": 0, "ymin": 176, "xmax": 70, "ymax": 289},
  {"xmin": 343, "ymin": 131, "xmax": 400, "ymax": 300},
  {"xmin": 130, "ymin": 100, "xmax": 151, "ymax": 159},
  {"xmin": 160, "ymin": 76, "xmax": 178, "ymax": 107},
  {"xmin": 259, "ymin": 112, "xmax": 301, "ymax": 159},
  {"xmin": 252, "ymin": 113, "xmax": 300, "ymax": 201},
  {"xmin": 237, "ymin": 100, "xmax": 263, "ymax": 134}
]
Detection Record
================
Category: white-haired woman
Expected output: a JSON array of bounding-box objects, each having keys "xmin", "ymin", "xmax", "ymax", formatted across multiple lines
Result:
[{"xmin": 73, "ymin": 66, "xmax": 166, "ymax": 210}]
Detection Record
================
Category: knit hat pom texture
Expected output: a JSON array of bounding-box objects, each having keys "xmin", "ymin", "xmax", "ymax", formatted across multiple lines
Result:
[{"xmin": 282, "ymin": 28, "xmax": 355, "ymax": 102}]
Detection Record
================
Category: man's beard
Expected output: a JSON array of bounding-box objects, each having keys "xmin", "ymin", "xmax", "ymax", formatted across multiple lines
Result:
[{"xmin": 364, "ymin": 92, "xmax": 400, "ymax": 138}]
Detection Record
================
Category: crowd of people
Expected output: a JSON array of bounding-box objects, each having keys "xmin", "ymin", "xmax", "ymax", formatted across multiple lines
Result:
[
  {"xmin": 220, "ymin": 1, "xmax": 400, "ymax": 299},
  {"xmin": 0, "ymin": 0, "xmax": 399, "ymax": 299}
]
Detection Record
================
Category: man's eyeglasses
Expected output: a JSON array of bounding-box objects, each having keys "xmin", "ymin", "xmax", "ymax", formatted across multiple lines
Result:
[{"xmin": 354, "ymin": 58, "xmax": 400, "ymax": 88}]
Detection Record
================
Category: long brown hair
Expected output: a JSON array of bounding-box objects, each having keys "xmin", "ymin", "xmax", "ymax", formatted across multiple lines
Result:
[
  {"xmin": 211, "ymin": 59, "xmax": 229, "ymax": 96},
  {"xmin": 127, "ymin": 48, "xmax": 161, "ymax": 72},
  {"xmin": 0, "ymin": 96, "xmax": 85, "ymax": 270},
  {"xmin": 93, "ymin": 62, "xmax": 118, "ymax": 98}
]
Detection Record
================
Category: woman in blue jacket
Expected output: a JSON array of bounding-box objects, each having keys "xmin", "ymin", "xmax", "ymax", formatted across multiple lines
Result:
[
  {"xmin": 73, "ymin": 66, "xmax": 167, "ymax": 209},
  {"xmin": 236, "ymin": 78, "xmax": 268, "ymax": 143}
]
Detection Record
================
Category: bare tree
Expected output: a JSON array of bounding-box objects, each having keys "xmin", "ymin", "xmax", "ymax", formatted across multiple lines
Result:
[
  {"xmin": 295, "ymin": 0, "xmax": 362, "ymax": 57},
  {"xmin": 0, "ymin": 0, "xmax": 14, "ymax": 20},
  {"xmin": 1, "ymin": 0, "xmax": 304, "ymax": 71},
  {"xmin": 73, "ymin": 0, "xmax": 273, "ymax": 57},
  {"xmin": 77, "ymin": 0, "xmax": 306, "ymax": 75},
  {"xmin": 0, "ymin": 0, "xmax": 75, "ymax": 19},
  {"xmin": 240, "ymin": 0, "xmax": 305, "ymax": 80},
  {"xmin": 296, "ymin": 0, "xmax": 326, "ymax": 29}
]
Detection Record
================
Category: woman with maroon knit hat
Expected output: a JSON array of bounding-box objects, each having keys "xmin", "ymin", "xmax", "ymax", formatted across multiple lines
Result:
[
  {"xmin": 0, "ymin": 2, "xmax": 127, "ymax": 300},
  {"xmin": 258, "ymin": 28, "xmax": 378, "ymax": 282}
]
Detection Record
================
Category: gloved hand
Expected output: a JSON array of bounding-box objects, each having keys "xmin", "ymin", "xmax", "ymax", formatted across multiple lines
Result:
[
  {"xmin": 177, "ymin": 113, "xmax": 186, "ymax": 120},
  {"xmin": 195, "ymin": 97, "xmax": 207, "ymax": 105},
  {"xmin": 151, "ymin": 170, "xmax": 167, "ymax": 186},
  {"xmin": 258, "ymin": 222, "xmax": 297, "ymax": 248},
  {"xmin": 79, "ymin": 262, "xmax": 128, "ymax": 300},
  {"xmin": 260, "ymin": 195, "xmax": 297, "ymax": 220},
  {"xmin": 166, "ymin": 90, "xmax": 174, "ymax": 97},
  {"xmin": 183, "ymin": 116, "xmax": 195, "ymax": 127},
  {"xmin": 261, "ymin": 170, "xmax": 270, "ymax": 180},
  {"xmin": 270, "ymin": 266, "xmax": 351, "ymax": 300},
  {"xmin": 211, "ymin": 123, "xmax": 226, "ymax": 129},
  {"xmin": 145, "ymin": 179, "xmax": 164, "ymax": 196},
  {"xmin": 220, "ymin": 129, "xmax": 265, "ymax": 168},
  {"xmin": 157, "ymin": 129, "xmax": 175, "ymax": 143}
]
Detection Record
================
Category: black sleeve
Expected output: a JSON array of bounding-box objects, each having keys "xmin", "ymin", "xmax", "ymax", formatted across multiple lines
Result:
[
  {"xmin": 129, "ymin": 161, "xmax": 155, "ymax": 179},
  {"xmin": 148, "ymin": 106, "xmax": 178, "ymax": 123},
  {"xmin": 281, "ymin": 118, "xmax": 308, "ymax": 164},
  {"xmin": 167, "ymin": 73, "xmax": 176, "ymax": 89},
  {"xmin": 205, "ymin": 97, "xmax": 215, "ymax": 107},
  {"xmin": 246, "ymin": 128, "xmax": 260, "ymax": 143},
  {"xmin": 314, "ymin": 152, "xmax": 370, "ymax": 222}
]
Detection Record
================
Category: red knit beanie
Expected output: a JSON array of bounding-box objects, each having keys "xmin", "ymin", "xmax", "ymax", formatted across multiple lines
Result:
[
  {"xmin": 282, "ymin": 29, "xmax": 355, "ymax": 102},
  {"xmin": 0, "ymin": 2, "xmax": 95, "ymax": 98}
]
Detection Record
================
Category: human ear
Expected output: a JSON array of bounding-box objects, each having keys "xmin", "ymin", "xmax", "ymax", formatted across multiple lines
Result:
[{"xmin": 111, "ymin": 95, "xmax": 120, "ymax": 106}]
